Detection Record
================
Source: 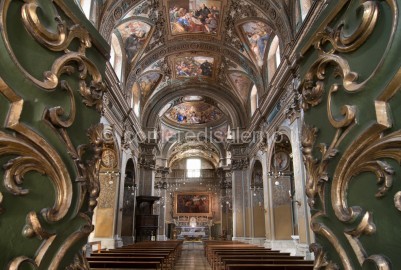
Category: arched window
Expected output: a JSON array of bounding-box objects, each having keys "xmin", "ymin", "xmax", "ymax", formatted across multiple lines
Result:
[
  {"xmin": 295, "ymin": 0, "xmax": 312, "ymax": 30},
  {"xmin": 267, "ymin": 36, "xmax": 280, "ymax": 83},
  {"xmin": 300, "ymin": 0, "xmax": 312, "ymax": 20},
  {"xmin": 110, "ymin": 34, "xmax": 123, "ymax": 81},
  {"xmin": 131, "ymin": 82, "xmax": 140, "ymax": 117},
  {"xmin": 250, "ymin": 85, "xmax": 258, "ymax": 116},
  {"xmin": 78, "ymin": 0, "xmax": 92, "ymax": 19}
]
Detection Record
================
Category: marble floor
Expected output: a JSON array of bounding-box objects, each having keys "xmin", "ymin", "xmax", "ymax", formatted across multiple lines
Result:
[{"xmin": 175, "ymin": 242, "xmax": 211, "ymax": 270}]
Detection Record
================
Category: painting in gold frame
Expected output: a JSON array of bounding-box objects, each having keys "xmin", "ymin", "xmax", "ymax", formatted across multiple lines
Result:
[{"xmin": 174, "ymin": 192, "xmax": 212, "ymax": 217}]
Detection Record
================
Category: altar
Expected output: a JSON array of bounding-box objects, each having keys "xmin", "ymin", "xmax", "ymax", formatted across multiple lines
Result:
[{"xmin": 177, "ymin": 226, "xmax": 208, "ymax": 240}]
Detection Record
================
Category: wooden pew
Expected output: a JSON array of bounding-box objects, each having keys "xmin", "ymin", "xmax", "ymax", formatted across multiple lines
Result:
[
  {"xmin": 87, "ymin": 240, "xmax": 182, "ymax": 269},
  {"xmin": 226, "ymin": 264, "xmax": 314, "ymax": 270},
  {"xmin": 211, "ymin": 250, "xmax": 288, "ymax": 269},
  {"xmin": 89, "ymin": 260, "xmax": 161, "ymax": 269},
  {"xmin": 221, "ymin": 259, "xmax": 313, "ymax": 270}
]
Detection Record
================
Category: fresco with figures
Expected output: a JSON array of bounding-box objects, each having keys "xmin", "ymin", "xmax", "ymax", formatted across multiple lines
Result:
[
  {"xmin": 239, "ymin": 21, "xmax": 272, "ymax": 67},
  {"xmin": 175, "ymin": 56, "xmax": 214, "ymax": 77},
  {"xmin": 160, "ymin": 124, "xmax": 178, "ymax": 143},
  {"xmin": 168, "ymin": 0, "xmax": 221, "ymax": 34},
  {"xmin": 165, "ymin": 101, "xmax": 223, "ymax": 125},
  {"xmin": 228, "ymin": 72, "xmax": 253, "ymax": 103},
  {"xmin": 138, "ymin": 72, "xmax": 162, "ymax": 100},
  {"xmin": 117, "ymin": 20, "xmax": 152, "ymax": 63}
]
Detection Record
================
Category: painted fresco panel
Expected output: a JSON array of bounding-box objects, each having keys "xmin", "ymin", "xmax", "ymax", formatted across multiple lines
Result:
[
  {"xmin": 165, "ymin": 101, "xmax": 223, "ymax": 125},
  {"xmin": 239, "ymin": 21, "xmax": 272, "ymax": 67},
  {"xmin": 138, "ymin": 72, "xmax": 162, "ymax": 100},
  {"xmin": 168, "ymin": 0, "xmax": 221, "ymax": 34},
  {"xmin": 117, "ymin": 21, "xmax": 152, "ymax": 63},
  {"xmin": 175, "ymin": 56, "xmax": 214, "ymax": 77},
  {"xmin": 228, "ymin": 72, "xmax": 253, "ymax": 103}
]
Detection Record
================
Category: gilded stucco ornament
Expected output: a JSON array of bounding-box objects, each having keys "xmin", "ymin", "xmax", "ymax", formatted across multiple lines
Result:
[
  {"xmin": 394, "ymin": 191, "xmax": 401, "ymax": 211},
  {"xmin": 0, "ymin": 191, "xmax": 3, "ymax": 214},
  {"xmin": 48, "ymin": 213, "xmax": 94, "ymax": 270},
  {"xmin": 1, "ymin": 0, "xmax": 106, "ymax": 107},
  {"xmin": 313, "ymin": 1, "xmax": 379, "ymax": 54},
  {"xmin": 0, "ymin": 79, "xmax": 72, "ymax": 224},
  {"xmin": 8, "ymin": 257, "xmax": 38, "ymax": 270},
  {"xmin": 0, "ymin": 1, "xmax": 106, "ymax": 268},
  {"xmin": 309, "ymin": 243, "xmax": 339, "ymax": 270},
  {"xmin": 299, "ymin": 1, "xmax": 400, "ymax": 269}
]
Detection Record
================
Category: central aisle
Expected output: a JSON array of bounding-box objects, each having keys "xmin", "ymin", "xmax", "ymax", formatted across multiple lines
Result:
[{"xmin": 175, "ymin": 242, "xmax": 212, "ymax": 270}]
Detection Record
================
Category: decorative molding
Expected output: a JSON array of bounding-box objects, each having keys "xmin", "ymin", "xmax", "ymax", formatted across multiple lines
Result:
[
  {"xmin": 300, "ymin": 1, "xmax": 398, "ymax": 269},
  {"xmin": 231, "ymin": 158, "xmax": 249, "ymax": 170}
]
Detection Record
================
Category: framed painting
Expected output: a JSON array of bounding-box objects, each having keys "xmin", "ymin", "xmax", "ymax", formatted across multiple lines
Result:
[
  {"xmin": 165, "ymin": 0, "xmax": 226, "ymax": 36},
  {"xmin": 174, "ymin": 192, "xmax": 212, "ymax": 217}
]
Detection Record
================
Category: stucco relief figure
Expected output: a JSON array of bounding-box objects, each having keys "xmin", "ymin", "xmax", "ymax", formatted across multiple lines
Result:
[{"xmin": 169, "ymin": 0, "xmax": 221, "ymax": 34}]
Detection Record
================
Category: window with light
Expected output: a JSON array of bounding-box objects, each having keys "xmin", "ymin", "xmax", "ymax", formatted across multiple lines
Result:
[{"xmin": 187, "ymin": 159, "xmax": 201, "ymax": 178}]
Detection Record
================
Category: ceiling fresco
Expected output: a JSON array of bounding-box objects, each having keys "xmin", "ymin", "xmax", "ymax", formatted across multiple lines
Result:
[
  {"xmin": 175, "ymin": 56, "xmax": 214, "ymax": 78},
  {"xmin": 116, "ymin": 20, "xmax": 152, "ymax": 63},
  {"xmin": 161, "ymin": 124, "xmax": 178, "ymax": 143},
  {"xmin": 228, "ymin": 72, "xmax": 253, "ymax": 103},
  {"xmin": 165, "ymin": 101, "xmax": 224, "ymax": 125},
  {"xmin": 137, "ymin": 72, "xmax": 163, "ymax": 100},
  {"xmin": 101, "ymin": 0, "xmax": 294, "ymax": 133},
  {"xmin": 238, "ymin": 21, "xmax": 272, "ymax": 67},
  {"xmin": 168, "ymin": 0, "xmax": 222, "ymax": 35}
]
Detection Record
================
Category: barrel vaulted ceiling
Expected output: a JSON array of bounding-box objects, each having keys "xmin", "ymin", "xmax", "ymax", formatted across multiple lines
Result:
[{"xmin": 99, "ymin": 0, "xmax": 295, "ymax": 135}]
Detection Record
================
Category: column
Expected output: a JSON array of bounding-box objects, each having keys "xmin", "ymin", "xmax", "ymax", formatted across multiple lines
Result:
[
  {"xmin": 228, "ymin": 143, "xmax": 249, "ymax": 241},
  {"xmin": 155, "ymin": 167, "xmax": 169, "ymax": 240},
  {"xmin": 138, "ymin": 143, "xmax": 158, "ymax": 196}
]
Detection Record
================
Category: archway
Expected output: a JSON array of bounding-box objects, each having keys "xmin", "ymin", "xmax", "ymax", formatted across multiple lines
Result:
[
  {"xmin": 270, "ymin": 133, "xmax": 297, "ymax": 240},
  {"xmin": 250, "ymin": 160, "xmax": 265, "ymax": 238},
  {"xmin": 121, "ymin": 158, "xmax": 136, "ymax": 245}
]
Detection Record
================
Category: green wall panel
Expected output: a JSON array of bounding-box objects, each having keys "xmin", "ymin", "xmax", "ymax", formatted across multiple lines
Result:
[
  {"xmin": 0, "ymin": 0, "xmax": 109, "ymax": 268},
  {"xmin": 298, "ymin": 1, "xmax": 401, "ymax": 269}
]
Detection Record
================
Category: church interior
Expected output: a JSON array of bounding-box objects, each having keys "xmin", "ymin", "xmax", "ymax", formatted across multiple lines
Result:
[{"xmin": 1, "ymin": 0, "xmax": 401, "ymax": 269}]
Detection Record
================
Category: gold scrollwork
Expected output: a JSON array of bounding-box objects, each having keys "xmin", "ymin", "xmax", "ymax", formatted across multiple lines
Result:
[
  {"xmin": 301, "ymin": 124, "xmax": 340, "ymax": 207},
  {"xmin": 21, "ymin": 1, "xmax": 91, "ymax": 53},
  {"xmin": 311, "ymin": 214, "xmax": 351, "ymax": 270},
  {"xmin": 301, "ymin": 54, "xmax": 358, "ymax": 111},
  {"xmin": 0, "ymin": 79, "xmax": 72, "ymax": 223},
  {"xmin": 362, "ymin": 255, "xmax": 391, "ymax": 270},
  {"xmin": 8, "ymin": 256, "xmax": 38, "ymax": 270},
  {"xmin": 314, "ymin": 1, "xmax": 379, "ymax": 54},
  {"xmin": 309, "ymin": 243, "xmax": 339, "ymax": 270},
  {"xmin": 48, "ymin": 213, "xmax": 94, "ymax": 270},
  {"xmin": 1, "ymin": 0, "xmax": 106, "ymax": 106},
  {"xmin": 0, "ymin": 191, "xmax": 3, "ymax": 214},
  {"xmin": 85, "ymin": 124, "xmax": 104, "ymax": 212},
  {"xmin": 65, "ymin": 253, "xmax": 90, "ymax": 270},
  {"xmin": 47, "ymin": 81, "xmax": 76, "ymax": 128},
  {"xmin": 332, "ymin": 127, "xmax": 401, "ymax": 223},
  {"xmin": 22, "ymin": 211, "xmax": 54, "ymax": 240},
  {"xmin": 394, "ymin": 191, "xmax": 401, "ymax": 211}
]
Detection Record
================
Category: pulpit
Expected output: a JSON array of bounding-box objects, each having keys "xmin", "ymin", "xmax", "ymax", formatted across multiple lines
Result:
[{"xmin": 135, "ymin": 196, "xmax": 160, "ymax": 242}]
